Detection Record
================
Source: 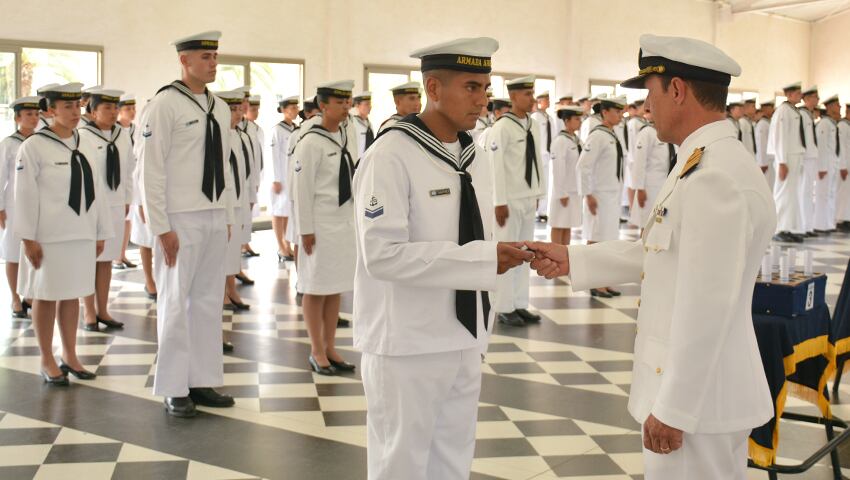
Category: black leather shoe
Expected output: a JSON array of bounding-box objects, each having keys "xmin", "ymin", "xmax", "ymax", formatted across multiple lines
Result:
[
  {"xmin": 82, "ymin": 322, "xmax": 99, "ymax": 332},
  {"xmin": 59, "ymin": 361, "xmax": 96, "ymax": 380},
  {"xmin": 223, "ymin": 303, "xmax": 238, "ymax": 312},
  {"xmin": 606, "ymin": 289, "xmax": 622, "ymax": 297},
  {"xmin": 295, "ymin": 292, "xmax": 303, "ymax": 307},
  {"xmin": 164, "ymin": 396, "xmax": 197, "ymax": 417},
  {"xmin": 122, "ymin": 258, "xmax": 137, "ymax": 268},
  {"xmin": 223, "ymin": 341, "xmax": 234, "ymax": 353},
  {"xmin": 235, "ymin": 273, "xmax": 255, "ymax": 285},
  {"xmin": 590, "ymin": 289, "xmax": 613, "ymax": 298},
  {"xmin": 144, "ymin": 287, "xmax": 157, "ymax": 300},
  {"xmin": 112, "ymin": 262, "xmax": 126, "ymax": 270},
  {"xmin": 22, "ymin": 300, "xmax": 32, "ymax": 312},
  {"xmin": 41, "ymin": 370, "xmax": 69, "ymax": 386},
  {"xmin": 788, "ymin": 233, "xmax": 805, "ymax": 243},
  {"xmin": 228, "ymin": 297, "xmax": 250, "ymax": 311},
  {"xmin": 308, "ymin": 355, "xmax": 337, "ymax": 376},
  {"xmin": 515, "ymin": 308, "xmax": 541, "ymax": 323},
  {"xmin": 337, "ymin": 317, "xmax": 350, "ymax": 328},
  {"xmin": 11, "ymin": 307, "xmax": 27, "ymax": 318},
  {"xmin": 328, "ymin": 358, "xmax": 356, "ymax": 372},
  {"xmin": 497, "ymin": 312, "xmax": 526, "ymax": 326},
  {"xmin": 96, "ymin": 316, "xmax": 124, "ymax": 329},
  {"xmin": 189, "ymin": 388, "xmax": 235, "ymax": 408}
]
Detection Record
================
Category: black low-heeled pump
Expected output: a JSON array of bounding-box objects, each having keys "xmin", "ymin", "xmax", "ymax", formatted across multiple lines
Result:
[
  {"xmin": 96, "ymin": 316, "xmax": 124, "ymax": 329},
  {"xmin": 228, "ymin": 297, "xmax": 250, "ymax": 311},
  {"xmin": 328, "ymin": 358, "xmax": 356, "ymax": 372},
  {"xmin": 235, "ymin": 273, "xmax": 255, "ymax": 286},
  {"xmin": 308, "ymin": 356, "xmax": 337, "ymax": 376},
  {"xmin": 59, "ymin": 361, "xmax": 96, "ymax": 380},
  {"xmin": 41, "ymin": 370, "xmax": 69, "ymax": 386}
]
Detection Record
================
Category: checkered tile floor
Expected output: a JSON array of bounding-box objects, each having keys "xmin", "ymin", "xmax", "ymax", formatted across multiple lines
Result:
[{"xmin": 2, "ymin": 225, "xmax": 850, "ymax": 479}]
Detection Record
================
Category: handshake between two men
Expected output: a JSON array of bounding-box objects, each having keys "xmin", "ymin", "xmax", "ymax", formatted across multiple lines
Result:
[{"xmin": 497, "ymin": 242, "xmax": 570, "ymax": 279}]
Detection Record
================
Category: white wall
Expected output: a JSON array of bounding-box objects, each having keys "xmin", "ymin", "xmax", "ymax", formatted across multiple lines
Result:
[
  {"xmin": 0, "ymin": 0, "xmax": 825, "ymax": 106},
  {"xmin": 811, "ymin": 9, "xmax": 850, "ymax": 110}
]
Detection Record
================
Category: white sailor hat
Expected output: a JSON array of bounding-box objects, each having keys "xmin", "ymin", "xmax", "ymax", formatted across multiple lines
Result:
[
  {"xmin": 591, "ymin": 93, "xmax": 608, "ymax": 102},
  {"xmin": 248, "ymin": 95, "xmax": 261, "ymax": 105},
  {"xmin": 782, "ymin": 81, "xmax": 802, "ymax": 92},
  {"xmin": 172, "ymin": 31, "xmax": 221, "ymax": 52},
  {"xmin": 10, "ymin": 96, "xmax": 40, "ymax": 112},
  {"xmin": 40, "ymin": 82, "xmax": 84, "ymax": 102},
  {"xmin": 317, "ymin": 80, "xmax": 354, "ymax": 98},
  {"xmin": 506, "ymin": 76, "xmax": 536, "ymax": 91},
  {"xmin": 82, "ymin": 85, "xmax": 103, "ymax": 95},
  {"xmin": 278, "ymin": 95, "xmax": 300, "ymax": 107},
  {"xmin": 88, "ymin": 88, "xmax": 125, "ymax": 107},
  {"xmin": 233, "ymin": 85, "xmax": 251, "ymax": 98},
  {"xmin": 215, "ymin": 90, "xmax": 244, "ymax": 106},
  {"xmin": 823, "ymin": 94, "xmax": 840, "ymax": 105},
  {"xmin": 536, "ymin": 91, "xmax": 550, "ymax": 99},
  {"xmin": 760, "ymin": 98, "xmax": 776, "ymax": 107},
  {"xmin": 353, "ymin": 91, "xmax": 372, "ymax": 102},
  {"xmin": 36, "ymin": 83, "xmax": 60, "ymax": 96},
  {"xmin": 621, "ymin": 34, "xmax": 741, "ymax": 89},
  {"xmin": 390, "ymin": 81, "xmax": 421, "ymax": 96},
  {"xmin": 118, "ymin": 94, "xmax": 136, "ymax": 107},
  {"xmin": 558, "ymin": 94, "xmax": 573, "ymax": 102},
  {"xmin": 576, "ymin": 95, "xmax": 590, "ymax": 103},
  {"xmin": 727, "ymin": 97, "xmax": 743, "ymax": 108},
  {"xmin": 802, "ymin": 85, "xmax": 819, "ymax": 96},
  {"xmin": 410, "ymin": 37, "xmax": 498, "ymax": 74},
  {"xmin": 555, "ymin": 105, "xmax": 583, "ymax": 120},
  {"xmin": 599, "ymin": 95, "xmax": 627, "ymax": 109},
  {"xmin": 492, "ymin": 98, "xmax": 512, "ymax": 109}
]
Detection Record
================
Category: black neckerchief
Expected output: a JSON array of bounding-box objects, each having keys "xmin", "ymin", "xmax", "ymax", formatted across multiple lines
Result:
[
  {"xmin": 228, "ymin": 147, "xmax": 241, "ymax": 199},
  {"xmin": 277, "ymin": 120, "xmax": 296, "ymax": 133},
  {"xmin": 127, "ymin": 123, "xmax": 136, "ymax": 147},
  {"xmin": 355, "ymin": 116, "xmax": 374, "ymax": 150},
  {"xmin": 786, "ymin": 103, "xmax": 806, "ymax": 148},
  {"xmin": 539, "ymin": 112, "xmax": 552, "ymax": 152},
  {"xmin": 823, "ymin": 117, "xmax": 840, "ymax": 157},
  {"xmin": 237, "ymin": 130, "xmax": 252, "ymax": 180},
  {"xmin": 591, "ymin": 125, "xmax": 624, "ymax": 180},
  {"xmin": 499, "ymin": 112, "xmax": 540, "ymax": 188},
  {"xmin": 237, "ymin": 121, "xmax": 256, "ymax": 173},
  {"xmin": 301, "ymin": 124, "xmax": 354, "ymax": 206},
  {"xmin": 82, "ymin": 124, "xmax": 123, "ymax": 191},
  {"xmin": 34, "ymin": 129, "xmax": 95, "ymax": 215},
  {"xmin": 800, "ymin": 108, "xmax": 818, "ymax": 147},
  {"xmin": 377, "ymin": 113, "xmax": 490, "ymax": 339},
  {"xmin": 557, "ymin": 131, "xmax": 582, "ymax": 154},
  {"xmin": 728, "ymin": 116, "xmax": 742, "ymax": 141},
  {"xmin": 157, "ymin": 80, "xmax": 225, "ymax": 202}
]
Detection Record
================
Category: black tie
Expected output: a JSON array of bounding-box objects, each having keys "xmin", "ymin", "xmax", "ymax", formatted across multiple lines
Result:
[
  {"xmin": 338, "ymin": 147, "xmax": 354, "ymax": 206},
  {"xmin": 239, "ymin": 135, "xmax": 252, "ymax": 180},
  {"xmin": 365, "ymin": 124, "xmax": 375, "ymax": 149},
  {"xmin": 812, "ymin": 117, "xmax": 818, "ymax": 147},
  {"xmin": 615, "ymin": 137, "xmax": 623, "ymax": 181},
  {"xmin": 750, "ymin": 121, "xmax": 757, "ymax": 154},
  {"xmin": 229, "ymin": 151, "xmax": 241, "ymax": 199},
  {"xmin": 544, "ymin": 116, "xmax": 551, "ymax": 152},
  {"xmin": 378, "ymin": 114, "xmax": 490, "ymax": 338},
  {"xmin": 737, "ymin": 123, "xmax": 742, "ymax": 141},
  {"xmin": 668, "ymin": 148, "xmax": 677, "ymax": 174},
  {"xmin": 836, "ymin": 123, "xmax": 841, "ymax": 157},
  {"xmin": 798, "ymin": 109, "xmax": 807, "ymax": 148},
  {"xmin": 623, "ymin": 121, "xmax": 630, "ymax": 148},
  {"xmin": 525, "ymin": 127, "xmax": 539, "ymax": 187},
  {"xmin": 105, "ymin": 134, "xmax": 121, "ymax": 190}
]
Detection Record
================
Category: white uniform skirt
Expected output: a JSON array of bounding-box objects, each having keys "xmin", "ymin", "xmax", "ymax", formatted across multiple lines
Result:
[
  {"xmin": 548, "ymin": 192, "xmax": 581, "ymax": 229},
  {"xmin": 628, "ymin": 182, "xmax": 664, "ymax": 227},
  {"xmin": 130, "ymin": 205, "xmax": 155, "ymax": 248},
  {"xmin": 18, "ymin": 239, "xmax": 96, "ymax": 300},
  {"xmin": 296, "ymin": 219, "xmax": 355, "ymax": 295},
  {"xmin": 271, "ymin": 189, "xmax": 291, "ymax": 217},
  {"xmin": 241, "ymin": 204, "xmax": 253, "ymax": 244},
  {"xmin": 0, "ymin": 209, "xmax": 21, "ymax": 263},
  {"xmin": 226, "ymin": 209, "xmax": 244, "ymax": 276},
  {"xmin": 98, "ymin": 205, "xmax": 127, "ymax": 262},
  {"xmin": 582, "ymin": 190, "xmax": 620, "ymax": 242},
  {"xmin": 285, "ymin": 201, "xmax": 299, "ymax": 246}
]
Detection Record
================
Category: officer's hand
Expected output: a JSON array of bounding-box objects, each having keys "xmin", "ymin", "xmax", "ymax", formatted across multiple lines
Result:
[
  {"xmin": 819, "ymin": 171, "xmax": 827, "ymax": 180},
  {"xmin": 525, "ymin": 241, "xmax": 570, "ymax": 279},
  {"xmin": 96, "ymin": 240, "xmax": 105, "ymax": 257},
  {"xmin": 586, "ymin": 195, "xmax": 598, "ymax": 216},
  {"xmin": 159, "ymin": 231, "xmax": 180, "ymax": 268},
  {"xmin": 497, "ymin": 242, "xmax": 534, "ymax": 274},
  {"xmin": 0, "ymin": 210, "xmax": 6, "ymax": 230},
  {"xmin": 761, "ymin": 166, "xmax": 769, "ymax": 173},
  {"xmin": 560, "ymin": 197, "xmax": 569, "ymax": 207},
  {"xmin": 23, "ymin": 239, "xmax": 43, "ymax": 270},
  {"xmin": 495, "ymin": 205, "xmax": 509, "ymax": 228},
  {"xmin": 302, "ymin": 234, "xmax": 316, "ymax": 256},
  {"xmin": 636, "ymin": 189, "xmax": 647, "ymax": 208},
  {"xmin": 272, "ymin": 181, "xmax": 283, "ymax": 194},
  {"xmin": 138, "ymin": 205, "xmax": 146, "ymax": 224},
  {"xmin": 778, "ymin": 163, "xmax": 789, "ymax": 181},
  {"xmin": 643, "ymin": 414, "xmax": 683, "ymax": 455},
  {"xmin": 842, "ymin": 169, "xmax": 848, "ymax": 181}
]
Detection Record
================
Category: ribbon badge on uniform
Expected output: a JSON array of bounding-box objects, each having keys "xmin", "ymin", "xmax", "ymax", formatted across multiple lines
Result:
[{"xmin": 365, "ymin": 195, "xmax": 384, "ymax": 219}]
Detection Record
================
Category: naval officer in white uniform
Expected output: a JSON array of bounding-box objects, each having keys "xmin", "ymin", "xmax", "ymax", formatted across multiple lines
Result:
[
  {"xmin": 0, "ymin": 97, "xmax": 40, "ymax": 318},
  {"xmin": 293, "ymin": 80, "xmax": 358, "ymax": 375},
  {"xmin": 354, "ymin": 37, "xmax": 532, "ymax": 480},
  {"xmin": 528, "ymin": 34, "xmax": 775, "ymax": 480},
  {"xmin": 16, "ymin": 83, "xmax": 114, "ymax": 385},
  {"xmin": 136, "ymin": 31, "xmax": 237, "ymax": 417},
  {"xmin": 78, "ymin": 88, "xmax": 133, "ymax": 332},
  {"xmin": 489, "ymin": 75, "xmax": 544, "ymax": 327}
]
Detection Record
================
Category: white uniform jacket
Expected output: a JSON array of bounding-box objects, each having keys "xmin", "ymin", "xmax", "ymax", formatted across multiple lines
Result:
[
  {"xmin": 487, "ymin": 112, "xmax": 544, "ymax": 206},
  {"xmin": 569, "ymin": 120, "xmax": 775, "ymax": 434},
  {"xmin": 78, "ymin": 125, "xmax": 134, "ymax": 207}
]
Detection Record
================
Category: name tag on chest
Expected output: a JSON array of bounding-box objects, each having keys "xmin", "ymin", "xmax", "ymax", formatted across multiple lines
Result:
[
  {"xmin": 430, "ymin": 188, "xmax": 451, "ymax": 197},
  {"xmin": 185, "ymin": 119, "xmax": 199, "ymax": 127}
]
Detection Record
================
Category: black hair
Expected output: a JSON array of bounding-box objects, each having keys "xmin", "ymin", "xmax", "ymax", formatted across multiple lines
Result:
[
  {"xmin": 487, "ymin": 101, "xmax": 494, "ymax": 113},
  {"xmin": 592, "ymin": 103, "xmax": 602, "ymax": 114}
]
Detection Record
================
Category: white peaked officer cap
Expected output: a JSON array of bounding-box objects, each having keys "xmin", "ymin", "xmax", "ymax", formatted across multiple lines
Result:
[
  {"xmin": 620, "ymin": 34, "xmax": 741, "ymax": 89},
  {"xmin": 410, "ymin": 37, "xmax": 499, "ymax": 74}
]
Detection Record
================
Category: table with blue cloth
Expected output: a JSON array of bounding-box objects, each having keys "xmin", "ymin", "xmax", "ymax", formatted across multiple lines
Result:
[{"xmin": 749, "ymin": 303, "xmax": 836, "ymax": 468}]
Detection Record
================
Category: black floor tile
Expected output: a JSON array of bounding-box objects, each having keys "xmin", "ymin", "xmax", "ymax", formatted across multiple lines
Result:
[
  {"xmin": 75, "ymin": 336, "xmax": 114, "ymax": 345},
  {"xmin": 43, "ymin": 442, "xmax": 122, "ymax": 463},
  {"xmin": 111, "ymin": 460, "xmax": 189, "ymax": 479},
  {"xmin": 258, "ymin": 371, "xmax": 314, "ymax": 384},
  {"xmin": 223, "ymin": 362, "xmax": 260, "ymax": 374},
  {"xmin": 588, "ymin": 360, "xmax": 634, "ymax": 372},
  {"xmin": 315, "ymin": 383, "xmax": 364, "ymax": 397},
  {"xmin": 276, "ymin": 329, "xmax": 310, "ymax": 338},
  {"xmin": 107, "ymin": 344, "xmax": 158, "ymax": 354},
  {"xmin": 545, "ymin": 453, "xmax": 626, "ymax": 476},
  {"xmin": 259, "ymin": 397, "xmax": 321, "ymax": 412},
  {"xmin": 95, "ymin": 365, "xmax": 152, "ymax": 376},
  {"xmin": 529, "ymin": 297, "xmax": 609, "ymax": 309},
  {"xmin": 477, "ymin": 406, "xmax": 509, "ymax": 422},
  {"xmin": 485, "ymin": 343, "xmax": 522, "ymax": 353},
  {"xmin": 592, "ymin": 434, "xmax": 643, "ymax": 453},
  {"xmin": 551, "ymin": 373, "xmax": 610, "ymax": 385},
  {"xmin": 76, "ymin": 355, "xmax": 104, "ymax": 365},
  {"xmin": 0, "ymin": 427, "xmax": 62, "ymax": 445},
  {"xmin": 322, "ymin": 410, "xmax": 367, "ymax": 427},
  {"xmin": 1, "ymin": 346, "xmax": 41, "ymax": 356},
  {"xmin": 514, "ymin": 419, "xmax": 583, "ymax": 437},
  {"xmin": 473, "ymin": 438, "xmax": 537, "ymax": 458},
  {"xmin": 0, "ymin": 465, "xmax": 38, "ymax": 480},
  {"xmin": 619, "ymin": 308, "xmax": 640, "ymax": 320},
  {"xmin": 527, "ymin": 351, "xmax": 581, "ymax": 362},
  {"xmin": 488, "ymin": 363, "xmax": 545, "ymax": 375}
]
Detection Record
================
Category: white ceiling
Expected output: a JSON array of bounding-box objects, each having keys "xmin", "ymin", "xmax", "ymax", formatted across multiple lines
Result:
[{"xmin": 723, "ymin": 0, "xmax": 850, "ymax": 22}]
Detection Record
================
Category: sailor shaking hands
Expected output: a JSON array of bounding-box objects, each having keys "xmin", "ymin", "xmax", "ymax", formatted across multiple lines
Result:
[
  {"xmin": 527, "ymin": 35, "xmax": 776, "ymax": 480},
  {"xmin": 353, "ymin": 37, "xmax": 533, "ymax": 480}
]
